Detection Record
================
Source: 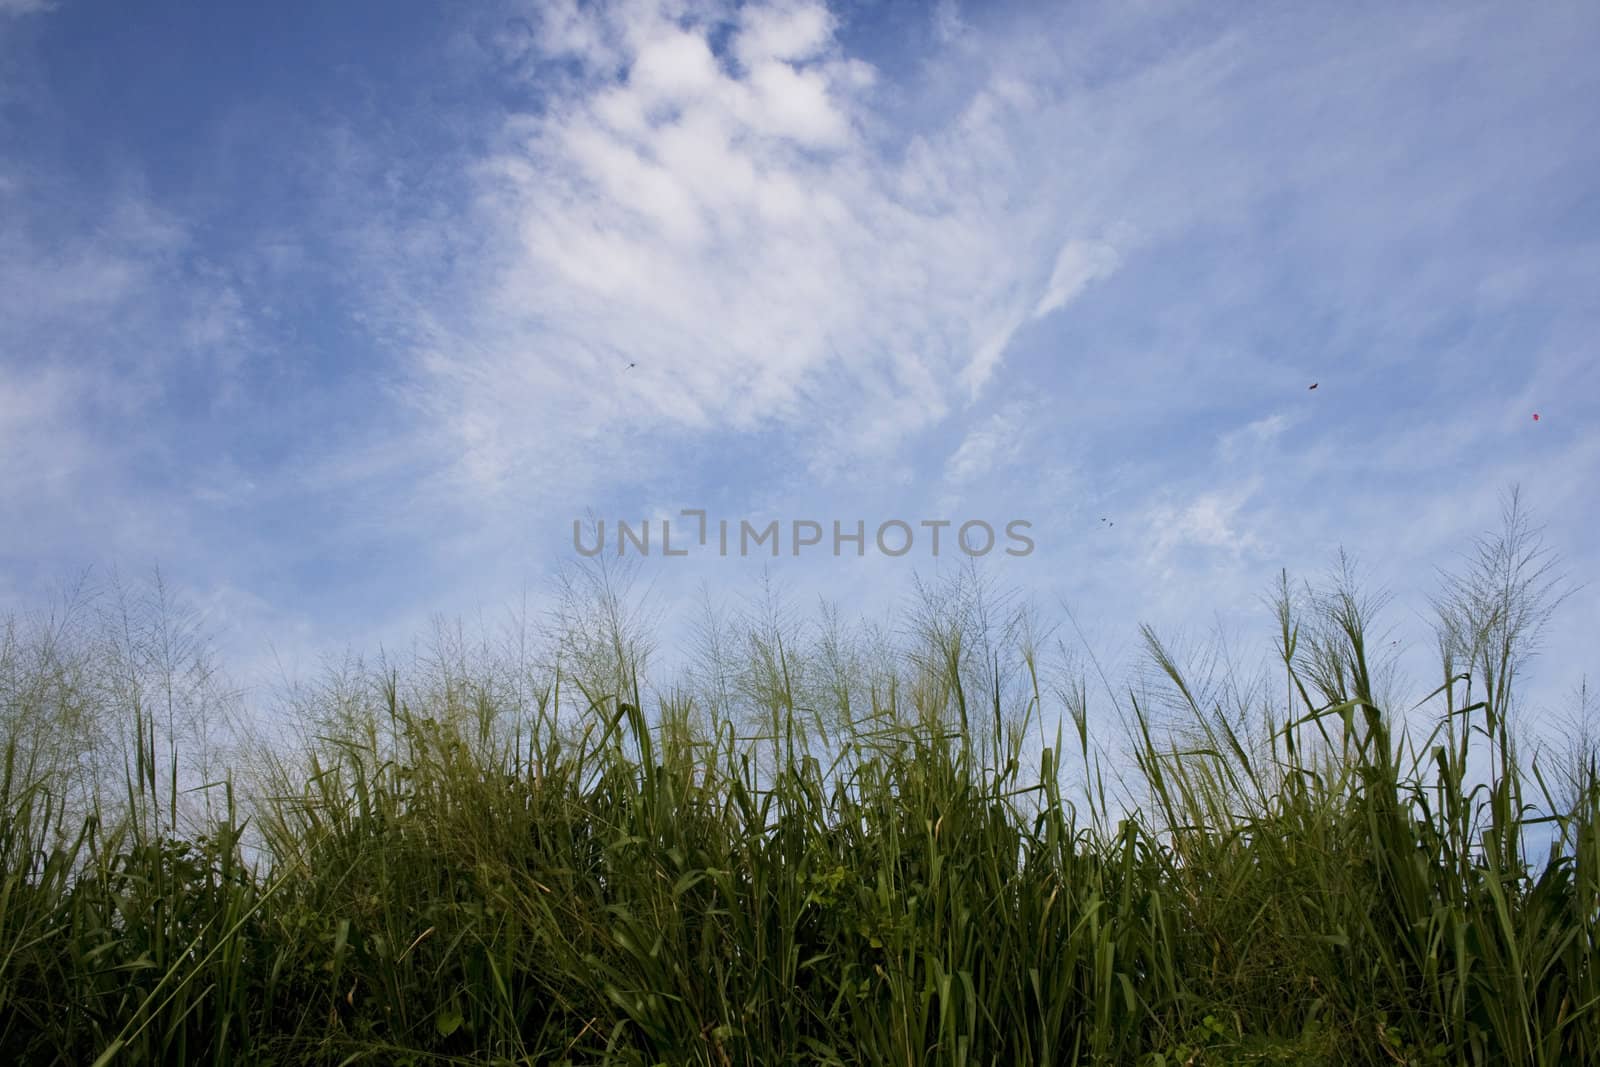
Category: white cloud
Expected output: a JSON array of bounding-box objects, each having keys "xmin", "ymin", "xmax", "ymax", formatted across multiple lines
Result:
[
  {"xmin": 944, "ymin": 403, "xmax": 1028, "ymax": 485},
  {"xmin": 1149, "ymin": 482, "xmax": 1264, "ymax": 560},
  {"xmin": 1217, "ymin": 412, "xmax": 1292, "ymax": 462},
  {"xmin": 356, "ymin": 0, "xmax": 1600, "ymax": 532},
  {"xmin": 1034, "ymin": 238, "xmax": 1121, "ymax": 319},
  {"xmin": 731, "ymin": 0, "xmax": 835, "ymax": 68},
  {"xmin": 394, "ymin": 0, "xmax": 1083, "ymax": 501}
]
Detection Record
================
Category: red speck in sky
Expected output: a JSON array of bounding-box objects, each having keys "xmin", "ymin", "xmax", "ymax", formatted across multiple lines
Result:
[{"xmin": 1533, "ymin": 413, "xmax": 1540, "ymax": 421}]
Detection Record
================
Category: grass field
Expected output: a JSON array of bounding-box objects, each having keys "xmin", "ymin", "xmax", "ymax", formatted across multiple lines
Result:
[{"xmin": 2, "ymin": 498, "xmax": 1595, "ymax": 1065}]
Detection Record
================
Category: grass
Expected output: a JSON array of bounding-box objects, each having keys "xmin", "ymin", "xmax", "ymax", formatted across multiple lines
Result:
[{"xmin": 0, "ymin": 496, "xmax": 1596, "ymax": 1064}]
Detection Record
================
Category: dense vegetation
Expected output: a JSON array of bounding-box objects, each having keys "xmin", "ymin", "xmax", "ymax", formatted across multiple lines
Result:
[{"xmin": 1, "ymin": 497, "xmax": 1595, "ymax": 1065}]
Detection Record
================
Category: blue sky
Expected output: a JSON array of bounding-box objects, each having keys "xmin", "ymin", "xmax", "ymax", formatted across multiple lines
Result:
[{"xmin": 1, "ymin": 0, "xmax": 1596, "ymax": 723}]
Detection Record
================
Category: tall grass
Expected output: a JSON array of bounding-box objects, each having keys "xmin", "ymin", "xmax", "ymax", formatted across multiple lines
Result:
[{"xmin": 1, "ymin": 498, "xmax": 1595, "ymax": 1064}]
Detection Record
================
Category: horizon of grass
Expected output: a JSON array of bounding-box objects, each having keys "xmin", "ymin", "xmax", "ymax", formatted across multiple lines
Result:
[{"xmin": 1, "ymin": 490, "xmax": 1596, "ymax": 1065}]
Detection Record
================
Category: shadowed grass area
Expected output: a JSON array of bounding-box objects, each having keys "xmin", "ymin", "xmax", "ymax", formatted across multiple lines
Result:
[{"xmin": 1, "ymin": 498, "xmax": 1596, "ymax": 1064}]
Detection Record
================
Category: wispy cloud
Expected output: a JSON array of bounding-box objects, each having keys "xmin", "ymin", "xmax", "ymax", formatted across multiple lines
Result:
[
  {"xmin": 944, "ymin": 402, "xmax": 1029, "ymax": 485},
  {"xmin": 1149, "ymin": 482, "xmax": 1264, "ymax": 560},
  {"xmin": 380, "ymin": 0, "xmax": 1107, "ymax": 502},
  {"xmin": 0, "ymin": 0, "xmax": 54, "ymax": 19},
  {"xmin": 1217, "ymin": 413, "xmax": 1293, "ymax": 464},
  {"xmin": 0, "ymin": 362, "xmax": 90, "ymax": 499},
  {"xmin": 0, "ymin": 171, "xmax": 267, "ymax": 575},
  {"xmin": 1034, "ymin": 238, "xmax": 1121, "ymax": 320}
]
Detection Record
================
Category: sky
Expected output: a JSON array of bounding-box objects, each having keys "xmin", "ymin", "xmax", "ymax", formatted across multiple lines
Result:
[{"xmin": 1, "ymin": 0, "xmax": 1596, "ymax": 730}]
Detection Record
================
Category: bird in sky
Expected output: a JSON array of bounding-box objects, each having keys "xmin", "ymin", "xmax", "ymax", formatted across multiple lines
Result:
[
  {"xmin": 1533, "ymin": 413, "xmax": 1540, "ymax": 421},
  {"xmin": 1308, "ymin": 383, "xmax": 1318, "ymax": 390}
]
